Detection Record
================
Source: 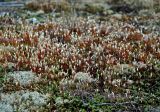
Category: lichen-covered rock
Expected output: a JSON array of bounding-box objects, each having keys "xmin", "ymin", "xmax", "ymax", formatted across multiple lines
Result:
[
  {"xmin": 0, "ymin": 102, "xmax": 13, "ymax": 112},
  {"xmin": 7, "ymin": 71, "xmax": 40, "ymax": 86},
  {"xmin": 0, "ymin": 90, "xmax": 49, "ymax": 112},
  {"xmin": 21, "ymin": 91, "xmax": 48, "ymax": 106}
]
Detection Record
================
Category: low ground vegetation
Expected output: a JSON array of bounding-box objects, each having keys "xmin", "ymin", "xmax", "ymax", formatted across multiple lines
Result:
[{"xmin": 0, "ymin": 0, "xmax": 160, "ymax": 111}]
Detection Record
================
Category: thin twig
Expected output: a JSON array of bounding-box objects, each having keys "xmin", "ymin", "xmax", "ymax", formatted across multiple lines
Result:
[{"xmin": 83, "ymin": 101, "xmax": 137, "ymax": 106}]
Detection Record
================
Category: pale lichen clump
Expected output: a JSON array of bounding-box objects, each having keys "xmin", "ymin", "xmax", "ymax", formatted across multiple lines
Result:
[
  {"xmin": 0, "ymin": 90, "xmax": 49, "ymax": 112},
  {"xmin": 7, "ymin": 71, "xmax": 40, "ymax": 86}
]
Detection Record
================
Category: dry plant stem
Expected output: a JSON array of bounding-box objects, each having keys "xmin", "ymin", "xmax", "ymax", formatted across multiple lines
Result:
[{"xmin": 83, "ymin": 101, "xmax": 137, "ymax": 106}]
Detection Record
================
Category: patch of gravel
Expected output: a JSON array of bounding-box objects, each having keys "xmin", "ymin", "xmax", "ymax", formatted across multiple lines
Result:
[
  {"xmin": 0, "ymin": 90, "xmax": 49, "ymax": 112},
  {"xmin": 7, "ymin": 71, "xmax": 40, "ymax": 86}
]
